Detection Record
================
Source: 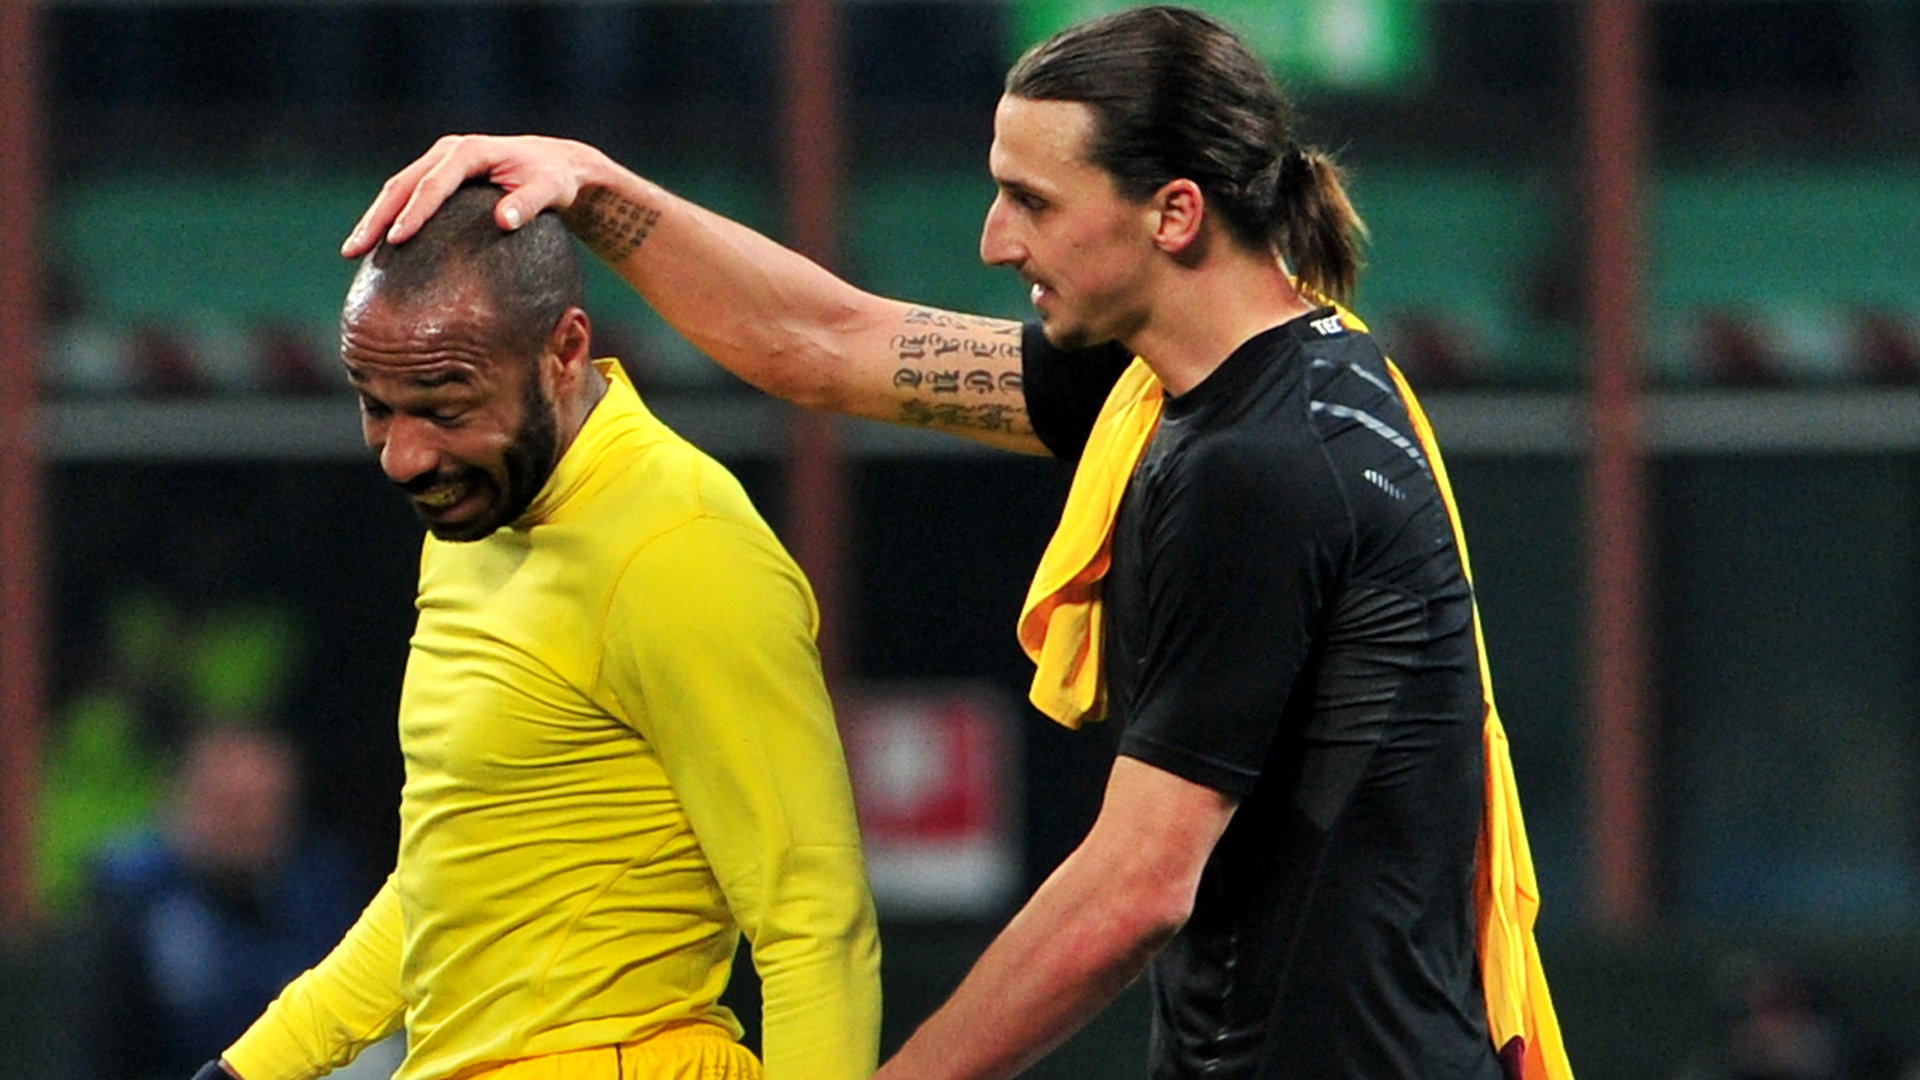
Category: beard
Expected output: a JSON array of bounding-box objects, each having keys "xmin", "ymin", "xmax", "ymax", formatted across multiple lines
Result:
[
  {"xmin": 411, "ymin": 372, "xmax": 562, "ymax": 543},
  {"xmin": 1033, "ymin": 294, "xmax": 1130, "ymax": 353},
  {"xmin": 1037, "ymin": 315, "xmax": 1100, "ymax": 351}
]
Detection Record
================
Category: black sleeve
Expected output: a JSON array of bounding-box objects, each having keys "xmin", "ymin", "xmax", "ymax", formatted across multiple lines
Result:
[
  {"xmin": 1116, "ymin": 436, "xmax": 1350, "ymax": 797},
  {"xmin": 1020, "ymin": 322, "xmax": 1134, "ymax": 461}
]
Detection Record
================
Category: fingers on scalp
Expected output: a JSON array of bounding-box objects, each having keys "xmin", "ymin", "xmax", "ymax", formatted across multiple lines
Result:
[
  {"xmin": 347, "ymin": 180, "xmax": 403, "ymax": 255},
  {"xmin": 359, "ymin": 138, "xmax": 465, "ymax": 248},
  {"xmin": 392, "ymin": 155, "xmax": 466, "ymax": 240},
  {"xmin": 385, "ymin": 144, "xmax": 444, "ymax": 201},
  {"xmin": 368, "ymin": 170, "xmax": 411, "ymax": 225}
]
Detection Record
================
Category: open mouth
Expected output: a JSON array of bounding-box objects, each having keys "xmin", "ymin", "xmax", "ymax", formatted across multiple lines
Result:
[
  {"xmin": 414, "ymin": 484, "xmax": 465, "ymax": 510},
  {"xmin": 411, "ymin": 479, "xmax": 487, "ymax": 521}
]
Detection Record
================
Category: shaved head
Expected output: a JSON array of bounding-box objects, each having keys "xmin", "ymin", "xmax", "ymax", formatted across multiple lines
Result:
[{"xmin": 348, "ymin": 181, "xmax": 585, "ymax": 360}]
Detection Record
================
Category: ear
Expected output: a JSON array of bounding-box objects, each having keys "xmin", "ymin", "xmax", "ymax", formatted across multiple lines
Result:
[
  {"xmin": 1148, "ymin": 179, "xmax": 1206, "ymax": 255},
  {"xmin": 545, "ymin": 307, "xmax": 593, "ymax": 380}
]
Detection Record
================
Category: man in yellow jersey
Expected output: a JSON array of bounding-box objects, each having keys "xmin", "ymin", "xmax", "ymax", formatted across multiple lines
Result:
[{"xmin": 193, "ymin": 181, "xmax": 880, "ymax": 1080}]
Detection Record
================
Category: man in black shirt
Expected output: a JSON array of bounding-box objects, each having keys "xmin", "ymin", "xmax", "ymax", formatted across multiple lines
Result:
[
  {"xmin": 343, "ymin": 7, "xmax": 1568, "ymax": 1079},
  {"xmin": 1024, "ymin": 316, "xmax": 1495, "ymax": 1079}
]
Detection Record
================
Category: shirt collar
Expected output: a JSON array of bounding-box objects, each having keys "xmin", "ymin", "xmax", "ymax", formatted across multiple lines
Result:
[{"xmin": 514, "ymin": 358, "xmax": 635, "ymax": 528}]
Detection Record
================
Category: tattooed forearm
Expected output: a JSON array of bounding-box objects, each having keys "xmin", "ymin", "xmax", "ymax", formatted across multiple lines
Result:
[
  {"xmin": 892, "ymin": 369, "xmax": 1023, "ymax": 395},
  {"xmin": 903, "ymin": 307, "xmax": 1020, "ymax": 336},
  {"xmin": 891, "ymin": 333, "xmax": 1022, "ymax": 363},
  {"xmin": 566, "ymin": 186, "xmax": 662, "ymax": 262},
  {"xmin": 898, "ymin": 399, "xmax": 1027, "ymax": 434}
]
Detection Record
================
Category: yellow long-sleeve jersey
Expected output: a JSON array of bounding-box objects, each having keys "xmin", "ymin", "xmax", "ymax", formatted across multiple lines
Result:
[{"xmin": 225, "ymin": 361, "xmax": 881, "ymax": 1080}]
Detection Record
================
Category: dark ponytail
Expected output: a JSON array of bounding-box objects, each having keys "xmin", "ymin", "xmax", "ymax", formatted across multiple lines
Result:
[{"xmin": 1274, "ymin": 146, "xmax": 1368, "ymax": 305}]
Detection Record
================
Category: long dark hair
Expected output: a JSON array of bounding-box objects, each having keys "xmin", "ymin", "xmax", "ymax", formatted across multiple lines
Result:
[{"xmin": 1006, "ymin": 5, "xmax": 1368, "ymax": 303}]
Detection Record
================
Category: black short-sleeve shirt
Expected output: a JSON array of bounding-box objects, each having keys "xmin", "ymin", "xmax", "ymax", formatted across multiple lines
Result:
[{"xmin": 1023, "ymin": 314, "xmax": 1502, "ymax": 1080}]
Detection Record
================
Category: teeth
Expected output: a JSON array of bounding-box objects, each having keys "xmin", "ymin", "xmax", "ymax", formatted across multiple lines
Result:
[
  {"xmin": 417, "ymin": 486, "xmax": 462, "ymax": 509},
  {"xmin": 1030, "ymin": 282, "xmax": 1044, "ymax": 304}
]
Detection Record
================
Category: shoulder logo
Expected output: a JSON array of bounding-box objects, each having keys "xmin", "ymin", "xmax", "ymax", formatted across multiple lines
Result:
[
  {"xmin": 1364, "ymin": 468, "xmax": 1409, "ymax": 502},
  {"xmin": 1310, "ymin": 314, "xmax": 1345, "ymax": 337}
]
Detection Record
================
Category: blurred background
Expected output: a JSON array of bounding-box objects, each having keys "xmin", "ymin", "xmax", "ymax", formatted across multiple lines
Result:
[{"xmin": 1, "ymin": 0, "xmax": 1917, "ymax": 1078}]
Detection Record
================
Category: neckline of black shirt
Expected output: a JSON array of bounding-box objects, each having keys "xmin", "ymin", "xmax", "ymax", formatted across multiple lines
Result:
[{"xmin": 1161, "ymin": 306, "xmax": 1338, "ymax": 420}]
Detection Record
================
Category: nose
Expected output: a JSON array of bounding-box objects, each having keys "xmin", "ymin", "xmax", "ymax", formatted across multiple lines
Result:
[
  {"xmin": 374, "ymin": 415, "xmax": 441, "ymax": 486},
  {"xmin": 979, "ymin": 193, "xmax": 1021, "ymax": 268}
]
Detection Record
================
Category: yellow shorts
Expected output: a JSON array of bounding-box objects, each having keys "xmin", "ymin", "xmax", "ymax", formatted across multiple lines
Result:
[{"xmin": 458, "ymin": 1026, "xmax": 762, "ymax": 1080}]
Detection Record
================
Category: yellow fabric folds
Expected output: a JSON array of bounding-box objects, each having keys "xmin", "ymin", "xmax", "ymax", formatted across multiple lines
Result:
[
  {"xmin": 1384, "ymin": 361, "xmax": 1574, "ymax": 1080},
  {"xmin": 456, "ymin": 1025, "xmax": 762, "ymax": 1080},
  {"xmin": 1015, "ymin": 356, "xmax": 1163, "ymax": 729},
  {"xmin": 1016, "ymin": 313, "xmax": 1573, "ymax": 1079}
]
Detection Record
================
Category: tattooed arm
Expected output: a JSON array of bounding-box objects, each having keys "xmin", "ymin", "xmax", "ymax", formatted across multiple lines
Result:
[{"xmin": 345, "ymin": 135, "xmax": 1047, "ymax": 455}]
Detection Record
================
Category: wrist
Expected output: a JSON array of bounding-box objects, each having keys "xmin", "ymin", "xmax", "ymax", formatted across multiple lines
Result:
[{"xmin": 564, "ymin": 174, "xmax": 668, "ymax": 263}]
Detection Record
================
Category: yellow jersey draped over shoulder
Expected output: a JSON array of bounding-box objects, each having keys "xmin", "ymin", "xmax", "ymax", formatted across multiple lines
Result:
[{"xmin": 226, "ymin": 361, "xmax": 880, "ymax": 1080}]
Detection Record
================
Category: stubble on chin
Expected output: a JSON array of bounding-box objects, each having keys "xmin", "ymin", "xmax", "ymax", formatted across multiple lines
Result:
[{"xmin": 1038, "ymin": 316, "xmax": 1116, "ymax": 353}]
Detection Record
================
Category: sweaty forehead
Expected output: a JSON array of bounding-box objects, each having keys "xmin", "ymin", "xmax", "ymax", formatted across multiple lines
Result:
[{"xmin": 340, "ymin": 284, "xmax": 511, "ymax": 387}]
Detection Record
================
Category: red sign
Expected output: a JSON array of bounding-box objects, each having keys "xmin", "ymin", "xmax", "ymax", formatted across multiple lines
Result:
[{"xmin": 842, "ymin": 684, "xmax": 1019, "ymax": 917}]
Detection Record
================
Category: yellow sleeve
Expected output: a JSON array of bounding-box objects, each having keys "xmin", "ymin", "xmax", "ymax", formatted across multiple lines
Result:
[
  {"xmin": 601, "ymin": 514, "xmax": 881, "ymax": 1080},
  {"xmin": 223, "ymin": 875, "xmax": 409, "ymax": 1080}
]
